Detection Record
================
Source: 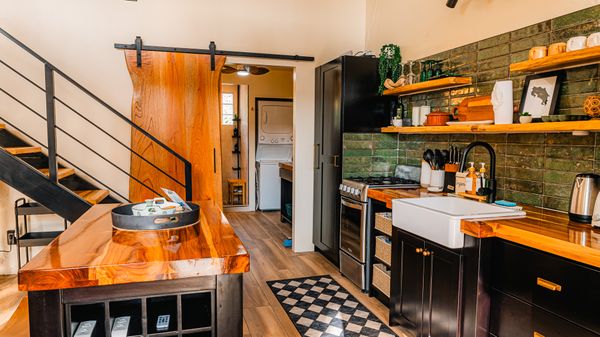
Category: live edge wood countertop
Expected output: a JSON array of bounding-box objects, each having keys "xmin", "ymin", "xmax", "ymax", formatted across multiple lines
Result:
[
  {"xmin": 368, "ymin": 188, "xmax": 600, "ymax": 269},
  {"xmin": 18, "ymin": 200, "xmax": 250, "ymax": 292}
]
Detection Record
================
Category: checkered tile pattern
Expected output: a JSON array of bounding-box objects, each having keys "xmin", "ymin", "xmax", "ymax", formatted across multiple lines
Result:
[{"xmin": 267, "ymin": 275, "xmax": 397, "ymax": 337}]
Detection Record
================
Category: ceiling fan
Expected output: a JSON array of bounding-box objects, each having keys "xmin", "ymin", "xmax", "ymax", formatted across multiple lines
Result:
[{"xmin": 222, "ymin": 64, "xmax": 270, "ymax": 76}]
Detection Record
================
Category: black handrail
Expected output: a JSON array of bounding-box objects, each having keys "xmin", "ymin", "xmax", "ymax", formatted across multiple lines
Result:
[
  {"xmin": 0, "ymin": 27, "xmax": 193, "ymax": 201},
  {"xmin": 1, "ymin": 57, "xmax": 185, "ymax": 189}
]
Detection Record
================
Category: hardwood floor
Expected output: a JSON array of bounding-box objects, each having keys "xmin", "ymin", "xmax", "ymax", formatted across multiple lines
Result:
[{"xmin": 0, "ymin": 211, "xmax": 410, "ymax": 337}]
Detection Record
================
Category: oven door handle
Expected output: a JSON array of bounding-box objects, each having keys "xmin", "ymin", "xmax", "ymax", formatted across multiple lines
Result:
[{"xmin": 341, "ymin": 198, "xmax": 365, "ymax": 211}]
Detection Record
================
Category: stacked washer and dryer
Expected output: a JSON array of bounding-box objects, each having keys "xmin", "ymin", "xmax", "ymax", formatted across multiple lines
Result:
[{"xmin": 255, "ymin": 99, "xmax": 293, "ymax": 211}]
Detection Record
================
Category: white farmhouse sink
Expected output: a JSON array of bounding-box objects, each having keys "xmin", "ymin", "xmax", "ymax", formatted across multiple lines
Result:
[{"xmin": 392, "ymin": 197, "xmax": 526, "ymax": 248}]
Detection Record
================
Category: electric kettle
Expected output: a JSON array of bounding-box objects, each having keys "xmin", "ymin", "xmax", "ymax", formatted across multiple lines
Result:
[{"xmin": 569, "ymin": 173, "xmax": 600, "ymax": 223}]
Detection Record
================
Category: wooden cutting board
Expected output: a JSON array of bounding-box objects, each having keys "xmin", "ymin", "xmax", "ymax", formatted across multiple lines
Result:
[{"xmin": 454, "ymin": 96, "xmax": 494, "ymax": 121}]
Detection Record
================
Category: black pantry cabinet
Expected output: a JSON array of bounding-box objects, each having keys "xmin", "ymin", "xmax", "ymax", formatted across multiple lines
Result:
[{"xmin": 312, "ymin": 56, "xmax": 394, "ymax": 265}]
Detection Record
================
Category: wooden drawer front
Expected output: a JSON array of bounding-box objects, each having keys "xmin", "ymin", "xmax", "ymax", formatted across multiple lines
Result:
[
  {"xmin": 490, "ymin": 290, "xmax": 598, "ymax": 337},
  {"xmin": 492, "ymin": 240, "xmax": 600, "ymax": 334},
  {"xmin": 532, "ymin": 251, "xmax": 600, "ymax": 334},
  {"xmin": 491, "ymin": 240, "xmax": 535, "ymax": 303},
  {"xmin": 375, "ymin": 235, "xmax": 392, "ymax": 265}
]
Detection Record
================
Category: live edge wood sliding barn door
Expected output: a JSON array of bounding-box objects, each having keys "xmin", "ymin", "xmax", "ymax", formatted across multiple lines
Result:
[{"xmin": 125, "ymin": 50, "xmax": 225, "ymax": 205}]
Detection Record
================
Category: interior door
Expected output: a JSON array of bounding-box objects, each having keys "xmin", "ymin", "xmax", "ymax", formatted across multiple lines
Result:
[
  {"xmin": 313, "ymin": 62, "xmax": 342, "ymax": 265},
  {"xmin": 424, "ymin": 242, "xmax": 462, "ymax": 337},
  {"xmin": 126, "ymin": 50, "xmax": 224, "ymax": 205}
]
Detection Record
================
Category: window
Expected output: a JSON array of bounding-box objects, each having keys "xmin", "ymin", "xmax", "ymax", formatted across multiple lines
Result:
[{"xmin": 222, "ymin": 93, "xmax": 234, "ymax": 125}]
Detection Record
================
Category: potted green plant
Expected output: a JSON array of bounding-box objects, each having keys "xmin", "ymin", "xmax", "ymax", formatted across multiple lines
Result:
[
  {"xmin": 378, "ymin": 44, "xmax": 401, "ymax": 95},
  {"xmin": 519, "ymin": 112, "xmax": 533, "ymax": 124}
]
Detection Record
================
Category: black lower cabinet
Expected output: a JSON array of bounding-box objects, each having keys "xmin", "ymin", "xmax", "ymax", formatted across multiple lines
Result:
[
  {"xmin": 490, "ymin": 239, "xmax": 600, "ymax": 337},
  {"xmin": 390, "ymin": 228, "xmax": 462, "ymax": 337}
]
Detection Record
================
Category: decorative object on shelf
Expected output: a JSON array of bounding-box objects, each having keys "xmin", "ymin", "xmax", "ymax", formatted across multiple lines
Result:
[
  {"xmin": 491, "ymin": 80, "xmax": 514, "ymax": 125},
  {"xmin": 407, "ymin": 60, "xmax": 417, "ymax": 85},
  {"xmin": 510, "ymin": 45, "xmax": 600, "ymax": 74},
  {"xmin": 529, "ymin": 46, "xmax": 547, "ymax": 60},
  {"xmin": 519, "ymin": 112, "xmax": 533, "ymax": 124},
  {"xmin": 588, "ymin": 32, "xmax": 600, "ymax": 48},
  {"xmin": 423, "ymin": 110, "xmax": 451, "ymax": 126},
  {"xmin": 541, "ymin": 114, "xmax": 590, "ymax": 122},
  {"xmin": 567, "ymin": 36, "xmax": 588, "ymax": 52},
  {"xmin": 453, "ymin": 96, "xmax": 494, "ymax": 122},
  {"xmin": 377, "ymin": 44, "xmax": 401, "ymax": 94},
  {"xmin": 411, "ymin": 106, "xmax": 420, "ymax": 126},
  {"xmin": 584, "ymin": 95, "xmax": 600, "ymax": 118},
  {"xmin": 392, "ymin": 115, "xmax": 403, "ymax": 127},
  {"xmin": 548, "ymin": 42, "xmax": 567, "ymax": 56},
  {"xmin": 518, "ymin": 72, "xmax": 563, "ymax": 120},
  {"xmin": 419, "ymin": 105, "xmax": 431, "ymax": 126}
]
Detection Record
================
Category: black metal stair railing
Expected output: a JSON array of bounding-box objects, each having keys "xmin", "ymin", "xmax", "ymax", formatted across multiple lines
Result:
[{"xmin": 0, "ymin": 26, "xmax": 193, "ymax": 202}]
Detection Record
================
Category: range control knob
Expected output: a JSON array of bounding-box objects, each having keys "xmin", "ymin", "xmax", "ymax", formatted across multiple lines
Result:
[
  {"xmin": 354, "ymin": 189, "xmax": 361, "ymax": 196},
  {"xmin": 339, "ymin": 184, "xmax": 344, "ymax": 191}
]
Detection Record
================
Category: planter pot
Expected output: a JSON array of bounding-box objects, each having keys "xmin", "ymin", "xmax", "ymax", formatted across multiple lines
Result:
[
  {"xmin": 520, "ymin": 116, "xmax": 533, "ymax": 124},
  {"xmin": 392, "ymin": 119, "xmax": 403, "ymax": 127}
]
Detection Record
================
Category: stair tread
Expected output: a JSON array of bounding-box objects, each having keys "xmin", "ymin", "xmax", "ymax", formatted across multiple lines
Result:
[
  {"xmin": 0, "ymin": 123, "xmax": 4, "ymax": 129},
  {"xmin": 75, "ymin": 190, "xmax": 109, "ymax": 205},
  {"xmin": 38, "ymin": 168, "xmax": 75, "ymax": 180},
  {"xmin": 18, "ymin": 231, "xmax": 63, "ymax": 247},
  {"xmin": 4, "ymin": 146, "xmax": 42, "ymax": 155}
]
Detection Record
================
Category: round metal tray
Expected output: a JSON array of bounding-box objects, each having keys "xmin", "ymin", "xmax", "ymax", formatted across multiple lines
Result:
[{"xmin": 111, "ymin": 202, "xmax": 200, "ymax": 230}]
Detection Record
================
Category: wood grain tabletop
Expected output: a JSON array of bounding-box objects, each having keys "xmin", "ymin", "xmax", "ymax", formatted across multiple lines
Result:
[{"xmin": 18, "ymin": 200, "xmax": 249, "ymax": 291}]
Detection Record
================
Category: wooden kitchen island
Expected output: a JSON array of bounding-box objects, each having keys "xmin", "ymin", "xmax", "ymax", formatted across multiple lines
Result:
[{"xmin": 18, "ymin": 200, "xmax": 249, "ymax": 337}]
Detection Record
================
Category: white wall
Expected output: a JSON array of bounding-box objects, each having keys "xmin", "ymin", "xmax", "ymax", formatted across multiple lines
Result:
[
  {"xmin": 0, "ymin": 0, "xmax": 367, "ymax": 273},
  {"xmin": 366, "ymin": 0, "xmax": 600, "ymax": 60}
]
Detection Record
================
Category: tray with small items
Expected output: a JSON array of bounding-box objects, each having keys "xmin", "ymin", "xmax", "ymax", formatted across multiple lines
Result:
[{"xmin": 111, "ymin": 197, "xmax": 199, "ymax": 231}]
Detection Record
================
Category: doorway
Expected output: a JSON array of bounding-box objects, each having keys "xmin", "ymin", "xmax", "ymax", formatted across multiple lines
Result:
[{"xmin": 220, "ymin": 65, "xmax": 294, "ymax": 213}]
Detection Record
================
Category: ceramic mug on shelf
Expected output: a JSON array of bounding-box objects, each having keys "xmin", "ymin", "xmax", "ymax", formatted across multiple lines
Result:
[
  {"xmin": 528, "ymin": 46, "xmax": 547, "ymax": 60},
  {"xmin": 412, "ymin": 106, "xmax": 420, "ymax": 126},
  {"xmin": 567, "ymin": 36, "xmax": 588, "ymax": 52},
  {"xmin": 587, "ymin": 32, "xmax": 600, "ymax": 48},
  {"xmin": 419, "ymin": 106, "xmax": 431, "ymax": 126},
  {"xmin": 548, "ymin": 42, "xmax": 567, "ymax": 56}
]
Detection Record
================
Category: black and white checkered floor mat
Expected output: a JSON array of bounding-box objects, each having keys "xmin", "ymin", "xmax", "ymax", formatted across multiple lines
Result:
[{"xmin": 267, "ymin": 275, "xmax": 397, "ymax": 337}]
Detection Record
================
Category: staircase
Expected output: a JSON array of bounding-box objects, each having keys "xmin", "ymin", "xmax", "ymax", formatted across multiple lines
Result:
[{"xmin": 0, "ymin": 27, "xmax": 192, "ymax": 223}]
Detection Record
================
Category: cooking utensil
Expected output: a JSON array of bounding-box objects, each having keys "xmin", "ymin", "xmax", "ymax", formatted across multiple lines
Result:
[
  {"xmin": 423, "ymin": 149, "xmax": 435, "ymax": 169},
  {"xmin": 434, "ymin": 149, "xmax": 443, "ymax": 170},
  {"xmin": 569, "ymin": 173, "xmax": 600, "ymax": 223}
]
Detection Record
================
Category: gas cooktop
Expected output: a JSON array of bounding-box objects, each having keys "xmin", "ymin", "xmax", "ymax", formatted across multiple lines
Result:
[{"xmin": 347, "ymin": 176, "xmax": 420, "ymax": 188}]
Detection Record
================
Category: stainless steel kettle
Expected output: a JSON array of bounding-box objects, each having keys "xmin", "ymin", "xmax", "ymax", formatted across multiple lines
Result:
[{"xmin": 569, "ymin": 173, "xmax": 600, "ymax": 223}]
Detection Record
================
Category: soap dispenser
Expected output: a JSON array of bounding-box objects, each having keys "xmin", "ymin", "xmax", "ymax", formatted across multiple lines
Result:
[
  {"xmin": 465, "ymin": 162, "xmax": 477, "ymax": 195},
  {"xmin": 478, "ymin": 162, "xmax": 487, "ymax": 192}
]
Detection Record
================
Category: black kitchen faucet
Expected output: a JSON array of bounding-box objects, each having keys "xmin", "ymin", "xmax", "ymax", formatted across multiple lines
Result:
[{"xmin": 459, "ymin": 141, "xmax": 497, "ymax": 203}]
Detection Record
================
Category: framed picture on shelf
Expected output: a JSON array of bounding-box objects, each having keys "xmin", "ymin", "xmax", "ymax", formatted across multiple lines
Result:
[{"xmin": 518, "ymin": 72, "xmax": 563, "ymax": 120}]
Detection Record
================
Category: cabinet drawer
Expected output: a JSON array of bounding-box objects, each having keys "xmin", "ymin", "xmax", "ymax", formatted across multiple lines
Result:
[
  {"xmin": 375, "ymin": 235, "xmax": 392, "ymax": 266},
  {"xmin": 490, "ymin": 290, "xmax": 598, "ymax": 337},
  {"xmin": 491, "ymin": 240, "xmax": 600, "ymax": 334}
]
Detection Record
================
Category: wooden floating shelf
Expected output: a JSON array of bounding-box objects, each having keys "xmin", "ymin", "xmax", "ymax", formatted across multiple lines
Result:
[
  {"xmin": 381, "ymin": 120, "xmax": 600, "ymax": 134},
  {"xmin": 382, "ymin": 77, "xmax": 472, "ymax": 97},
  {"xmin": 510, "ymin": 45, "xmax": 600, "ymax": 73}
]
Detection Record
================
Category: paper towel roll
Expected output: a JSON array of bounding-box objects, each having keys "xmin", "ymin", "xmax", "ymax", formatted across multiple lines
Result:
[{"xmin": 491, "ymin": 80, "xmax": 513, "ymax": 125}]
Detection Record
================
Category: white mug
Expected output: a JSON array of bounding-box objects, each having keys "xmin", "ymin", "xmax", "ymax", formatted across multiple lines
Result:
[
  {"xmin": 412, "ymin": 106, "xmax": 420, "ymax": 126},
  {"xmin": 567, "ymin": 36, "xmax": 587, "ymax": 52},
  {"xmin": 419, "ymin": 106, "xmax": 431, "ymax": 126},
  {"xmin": 587, "ymin": 32, "xmax": 600, "ymax": 48}
]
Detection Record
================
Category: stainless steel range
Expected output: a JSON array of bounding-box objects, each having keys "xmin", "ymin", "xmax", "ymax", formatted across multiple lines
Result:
[{"xmin": 338, "ymin": 176, "xmax": 420, "ymax": 291}]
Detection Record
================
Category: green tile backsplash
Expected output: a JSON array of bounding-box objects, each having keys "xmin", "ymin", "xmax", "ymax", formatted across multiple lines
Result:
[{"xmin": 342, "ymin": 5, "xmax": 600, "ymax": 212}]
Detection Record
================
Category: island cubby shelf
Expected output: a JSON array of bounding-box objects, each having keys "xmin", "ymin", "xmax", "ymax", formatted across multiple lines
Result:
[
  {"xmin": 510, "ymin": 45, "xmax": 600, "ymax": 74},
  {"xmin": 381, "ymin": 120, "xmax": 600, "ymax": 134},
  {"xmin": 382, "ymin": 77, "xmax": 472, "ymax": 97}
]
